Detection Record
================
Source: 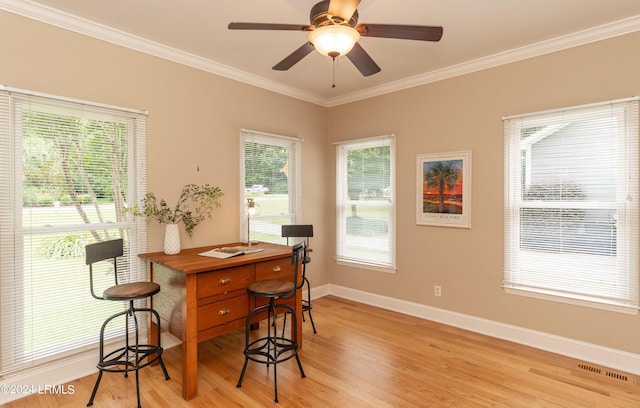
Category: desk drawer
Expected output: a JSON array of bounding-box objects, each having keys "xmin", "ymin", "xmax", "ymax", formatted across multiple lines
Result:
[
  {"xmin": 197, "ymin": 265, "xmax": 251, "ymax": 301},
  {"xmin": 255, "ymin": 258, "xmax": 295, "ymax": 281},
  {"xmin": 198, "ymin": 294, "xmax": 249, "ymax": 329}
]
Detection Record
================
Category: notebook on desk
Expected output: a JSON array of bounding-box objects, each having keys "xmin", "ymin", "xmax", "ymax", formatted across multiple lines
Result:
[{"xmin": 198, "ymin": 246, "xmax": 264, "ymax": 259}]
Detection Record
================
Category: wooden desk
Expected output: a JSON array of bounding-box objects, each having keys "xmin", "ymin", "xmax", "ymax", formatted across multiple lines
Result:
[{"xmin": 139, "ymin": 242, "xmax": 302, "ymax": 400}]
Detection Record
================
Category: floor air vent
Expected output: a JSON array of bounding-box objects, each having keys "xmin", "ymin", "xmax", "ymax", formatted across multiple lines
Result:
[
  {"xmin": 606, "ymin": 371, "xmax": 628, "ymax": 382},
  {"xmin": 578, "ymin": 363, "xmax": 629, "ymax": 383},
  {"xmin": 578, "ymin": 363, "xmax": 601, "ymax": 374}
]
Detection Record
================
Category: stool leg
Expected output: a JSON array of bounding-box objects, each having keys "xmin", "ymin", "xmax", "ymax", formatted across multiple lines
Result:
[
  {"xmin": 280, "ymin": 279, "xmax": 317, "ymax": 336},
  {"xmin": 289, "ymin": 303, "xmax": 306, "ymax": 379},
  {"xmin": 304, "ymin": 277, "xmax": 317, "ymax": 334},
  {"xmin": 135, "ymin": 367, "xmax": 141, "ymax": 408},
  {"xmin": 281, "ymin": 313, "xmax": 287, "ymax": 338},
  {"xmin": 87, "ymin": 370, "xmax": 102, "ymax": 407},
  {"xmin": 266, "ymin": 302, "xmax": 273, "ymax": 367},
  {"xmin": 307, "ymin": 309, "xmax": 317, "ymax": 334},
  {"xmin": 131, "ymin": 303, "xmax": 142, "ymax": 408},
  {"xmin": 236, "ymin": 357, "xmax": 249, "ymax": 389},
  {"xmin": 87, "ymin": 308, "xmax": 117, "ymax": 407},
  {"xmin": 272, "ymin": 300, "xmax": 306, "ymax": 402},
  {"xmin": 237, "ymin": 304, "xmax": 263, "ymax": 388},
  {"xmin": 270, "ymin": 300, "xmax": 279, "ymax": 403},
  {"xmin": 151, "ymin": 308, "xmax": 171, "ymax": 380},
  {"xmin": 124, "ymin": 307, "xmax": 131, "ymax": 378}
]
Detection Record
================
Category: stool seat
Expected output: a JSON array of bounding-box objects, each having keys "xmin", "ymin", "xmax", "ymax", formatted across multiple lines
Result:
[
  {"xmin": 103, "ymin": 282, "xmax": 161, "ymax": 301},
  {"xmin": 247, "ymin": 279, "xmax": 295, "ymax": 298}
]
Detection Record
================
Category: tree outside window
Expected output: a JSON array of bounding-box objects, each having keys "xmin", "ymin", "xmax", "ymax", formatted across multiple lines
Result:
[
  {"xmin": 0, "ymin": 90, "xmax": 146, "ymax": 374},
  {"xmin": 336, "ymin": 136, "xmax": 395, "ymax": 269}
]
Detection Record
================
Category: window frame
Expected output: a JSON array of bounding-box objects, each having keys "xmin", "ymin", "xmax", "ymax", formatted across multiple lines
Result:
[
  {"xmin": 503, "ymin": 97, "xmax": 639, "ymax": 313},
  {"xmin": 0, "ymin": 86, "xmax": 148, "ymax": 374},
  {"xmin": 335, "ymin": 135, "xmax": 396, "ymax": 271},
  {"xmin": 240, "ymin": 129, "xmax": 302, "ymax": 245}
]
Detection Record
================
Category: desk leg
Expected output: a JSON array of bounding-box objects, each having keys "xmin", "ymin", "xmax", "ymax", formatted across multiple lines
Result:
[
  {"xmin": 183, "ymin": 274, "xmax": 199, "ymax": 400},
  {"xmin": 149, "ymin": 319, "xmax": 159, "ymax": 366}
]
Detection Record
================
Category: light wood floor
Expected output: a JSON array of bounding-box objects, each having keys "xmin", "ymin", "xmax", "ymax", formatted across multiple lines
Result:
[{"xmin": 5, "ymin": 295, "xmax": 640, "ymax": 407}]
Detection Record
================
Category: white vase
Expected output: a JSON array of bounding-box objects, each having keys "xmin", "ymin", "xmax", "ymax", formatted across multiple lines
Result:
[{"xmin": 164, "ymin": 223, "xmax": 181, "ymax": 255}]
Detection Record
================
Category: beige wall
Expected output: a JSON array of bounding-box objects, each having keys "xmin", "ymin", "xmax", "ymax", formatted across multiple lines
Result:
[
  {"xmin": 2, "ymin": 9, "xmax": 640, "ymax": 356},
  {"xmin": 0, "ymin": 10, "xmax": 329, "ymax": 287},
  {"xmin": 328, "ymin": 31, "xmax": 640, "ymax": 354}
]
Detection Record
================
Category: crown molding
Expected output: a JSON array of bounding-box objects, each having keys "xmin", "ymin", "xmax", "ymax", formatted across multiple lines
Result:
[
  {"xmin": 0, "ymin": 0, "xmax": 328, "ymax": 106},
  {"xmin": 327, "ymin": 14, "xmax": 640, "ymax": 107},
  {"xmin": 2, "ymin": 0, "xmax": 640, "ymax": 108}
]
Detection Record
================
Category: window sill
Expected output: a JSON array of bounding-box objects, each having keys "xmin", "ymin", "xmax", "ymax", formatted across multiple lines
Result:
[
  {"xmin": 336, "ymin": 258, "xmax": 397, "ymax": 274},
  {"xmin": 503, "ymin": 286, "xmax": 638, "ymax": 315}
]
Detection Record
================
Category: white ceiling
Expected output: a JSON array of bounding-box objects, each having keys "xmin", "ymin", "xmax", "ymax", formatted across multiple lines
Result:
[{"xmin": 3, "ymin": 0, "xmax": 640, "ymax": 106}]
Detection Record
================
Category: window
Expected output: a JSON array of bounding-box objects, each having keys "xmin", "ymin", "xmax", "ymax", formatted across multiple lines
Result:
[
  {"xmin": 503, "ymin": 98, "xmax": 639, "ymax": 312},
  {"xmin": 0, "ymin": 87, "xmax": 147, "ymax": 374},
  {"xmin": 336, "ymin": 135, "xmax": 395, "ymax": 270},
  {"xmin": 240, "ymin": 129, "xmax": 301, "ymax": 244}
]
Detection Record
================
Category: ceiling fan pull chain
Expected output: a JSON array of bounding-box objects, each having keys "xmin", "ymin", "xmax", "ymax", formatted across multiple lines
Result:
[{"xmin": 332, "ymin": 56, "xmax": 336, "ymax": 88}]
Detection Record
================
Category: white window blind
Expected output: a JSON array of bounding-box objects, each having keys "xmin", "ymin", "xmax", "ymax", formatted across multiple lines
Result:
[
  {"xmin": 0, "ymin": 87, "xmax": 148, "ymax": 374},
  {"xmin": 503, "ymin": 98, "xmax": 639, "ymax": 311},
  {"xmin": 240, "ymin": 129, "xmax": 301, "ymax": 244},
  {"xmin": 336, "ymin": 135, "xmax": 396, "ymax": 270}
]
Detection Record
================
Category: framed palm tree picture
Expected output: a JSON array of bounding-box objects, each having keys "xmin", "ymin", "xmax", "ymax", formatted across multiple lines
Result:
[{"xmin": 416, "ymin": 150, "xmax": 471, "ymax": 228}]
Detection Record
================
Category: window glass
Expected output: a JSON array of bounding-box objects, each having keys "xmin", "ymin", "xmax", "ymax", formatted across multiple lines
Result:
[
  {"xmin": 0, "ymin": 89, "xmax": 147, "ymax": 374},
  {"xmin": 336, "ymin": 136, "xmax": 395, "ymax": 269},
  {"xmin": 503, "ymin": 99, "xmax": 638, "ymax": 310},
  {"xmin": 241, "ymin": 130, "xmax": 301, "ymax": 244}
]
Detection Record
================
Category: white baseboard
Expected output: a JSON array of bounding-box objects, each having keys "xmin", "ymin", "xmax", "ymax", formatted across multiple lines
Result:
[{"xmin": 322, "ymin": 283, "xmax": 640, "ymax": 376}]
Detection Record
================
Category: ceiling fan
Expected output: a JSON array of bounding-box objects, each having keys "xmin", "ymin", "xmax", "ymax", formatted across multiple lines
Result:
[{"xmin": 228, "ymin": 0, "xmax": 443, "ymax": 77}]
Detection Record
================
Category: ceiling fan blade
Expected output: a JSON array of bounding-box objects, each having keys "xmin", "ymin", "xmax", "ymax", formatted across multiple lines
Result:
[
  {"xmin": 228, "ymin": 22, "xmax": 310, "ymax": 31},
  {"xmin": 272, "ymin": 42, "xmax": 316, "ymax": 71},
  {"xmin": 346, "ymin": 42, "xmax": 381, "ymax": 77},
  {"xmin": 356, "ymin": 23, "xmax": 443, "ymax": 42},
  {"xmin": 328, "ymin": 0, "xmax": 361, "ymax": 22}
]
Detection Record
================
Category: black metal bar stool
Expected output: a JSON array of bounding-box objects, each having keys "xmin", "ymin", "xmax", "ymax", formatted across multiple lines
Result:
[
  {"xmin": 281, "ymin": 224, "xmax": 317, "ymax": 333},
  {"xmin": 236, "ymin": 242, "xmax": 307, "ymax": 403},
  {"xmin": 85, "ymin": 238, "xmax": 170, "ymax": 408}
]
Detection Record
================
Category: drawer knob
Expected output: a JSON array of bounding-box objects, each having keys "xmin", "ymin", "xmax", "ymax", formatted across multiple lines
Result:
[
  {"xmin": 273, "ymin": 266, "xmax": 281, "ymax": 272},
  {"xmin": 219, "ymin": 277, "xmax": 231, "ymax": 284},
  {"xmin": 218, "ymin": 308, "xmax": 230, "ymax": 316}
]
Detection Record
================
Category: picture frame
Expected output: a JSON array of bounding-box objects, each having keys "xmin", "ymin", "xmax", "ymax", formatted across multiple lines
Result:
[{"xmin": 416, "ymin": 150, "xmax": 472, "ymax": 228}]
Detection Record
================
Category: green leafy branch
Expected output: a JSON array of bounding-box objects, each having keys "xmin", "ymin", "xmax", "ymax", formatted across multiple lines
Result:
[{"xmin": 128, "ymin": 184, "xmax": 224, "ymax": 237}]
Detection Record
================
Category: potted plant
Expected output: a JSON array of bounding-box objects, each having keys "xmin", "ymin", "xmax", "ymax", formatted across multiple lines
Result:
[{"xmin": 129, "ymin": 183, "xmax": 224, "ymax": 254}]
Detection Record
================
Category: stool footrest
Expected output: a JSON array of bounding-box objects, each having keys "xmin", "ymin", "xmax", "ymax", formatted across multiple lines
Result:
[
  {"xmin": 244, "ymin": 336, "xmax": 299, "ymax": 366},
  {"xmin": 98, "ymin": 345, "xmax": 164, "ymax": 373}
]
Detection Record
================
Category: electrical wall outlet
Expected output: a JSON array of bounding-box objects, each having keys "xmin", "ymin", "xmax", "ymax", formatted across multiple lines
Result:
[{"xmin": 434, "ymin": 285, "xmax": 442, "ymax": 297}]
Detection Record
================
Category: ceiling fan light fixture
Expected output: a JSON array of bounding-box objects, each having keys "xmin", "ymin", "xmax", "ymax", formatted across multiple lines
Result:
[{"xmin": 309, "ymin": 24, "xmax": 360, "ymax": 58}]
